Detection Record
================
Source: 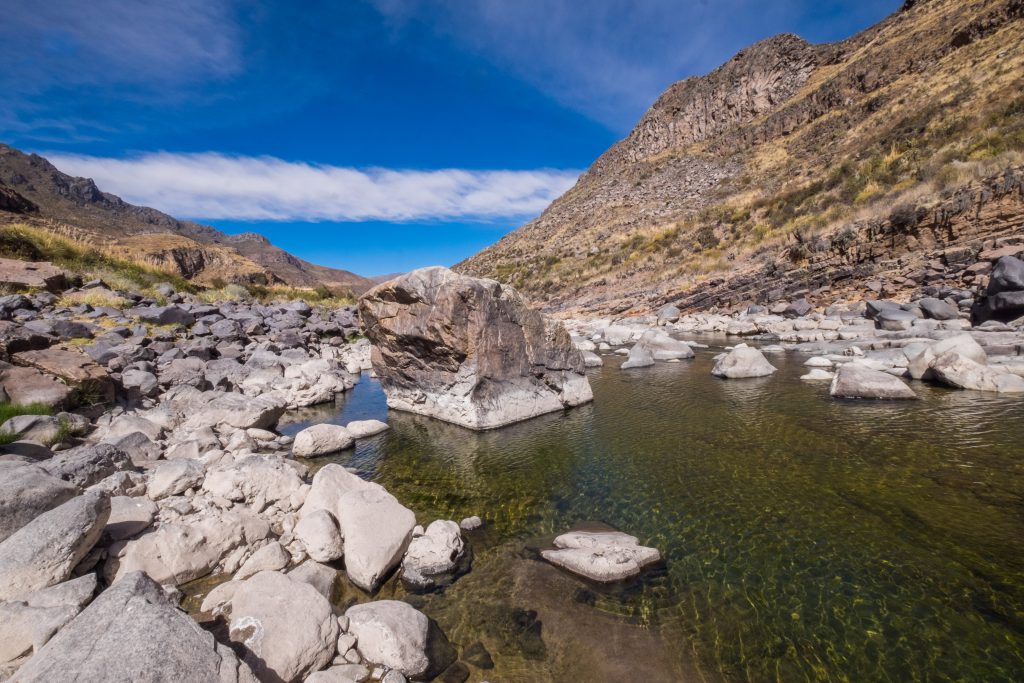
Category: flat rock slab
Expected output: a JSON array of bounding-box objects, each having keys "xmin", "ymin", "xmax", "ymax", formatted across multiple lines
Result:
[
  {"xmin": 0, "ymin": 363, "xmax": 71, "ymax": 409},
  {"xmin": 0, "ymin": 258, "xmax": 66, "ymax": 292},
  {"xmin": 0, "ymin": 461, "xmax": 77, "ymax": 543},
  {"xmin": 541, "ymin": 530, "xmax": 661, "ymax": 583},
  {"xmin": 12, "ymin": 346, "xmax": 114, "ymax": 405}
]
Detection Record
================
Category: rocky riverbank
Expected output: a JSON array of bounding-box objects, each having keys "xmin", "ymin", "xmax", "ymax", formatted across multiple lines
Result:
[
  {"xmin": 562, "ymin": 254, "xmax": 1024, "ymax": 399},
  {"xmin": 0, "ymin": 279, "xmax": 481, "ymax": 682}
]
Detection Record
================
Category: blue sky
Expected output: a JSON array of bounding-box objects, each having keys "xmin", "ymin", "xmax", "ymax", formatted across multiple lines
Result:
[{"xmin": 1, "ymin": 0, "xmax": 899, "ymax": 276}]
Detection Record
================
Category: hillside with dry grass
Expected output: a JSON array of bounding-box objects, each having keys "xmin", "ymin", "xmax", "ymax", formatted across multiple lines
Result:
[
  {"xmin": 456, "ymin": 0, "xmax": 1024, "ymax": 315},
  {"xmin": 0, "ymin": 143, "xmax": 373, "ymax": 296}
]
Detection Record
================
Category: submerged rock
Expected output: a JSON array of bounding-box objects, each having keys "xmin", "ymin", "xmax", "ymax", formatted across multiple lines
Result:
[
  {"xmin": 359, "ymin": 266, "xmax": 593, "ymax": 430},
  {"xmin": 401, "ymin": 520, "xmax": 467, "ymax": 590},
  {"xmin": 541, "ymin": 530, "xmax": 661, "ymax": 583}
]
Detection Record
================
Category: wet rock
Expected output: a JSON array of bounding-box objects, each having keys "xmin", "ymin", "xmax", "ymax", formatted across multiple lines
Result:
[
  {"xmin": 800, "ymin": 368, "xmax": 834, "ymax": 381},
  {"xmin": 0, "ymin": 491, "xmax": 110, "ymax": 601},
  {"xmin": 401, "ymin": 520, "xmax": 466, "ymax": 590},
  {"xmin": 711, "ymin": 346, "xmax": 777, "ymax": 379},
  {"xmin": 829, "ymin": 363, "xmax": 917, "ymax": 400},
  {"xmin": 620, "ymin": 344, "xmax": 654, "ymax": 369},
  {"xmin": 339, "ymin": 487, "xmax": 416, "ymax": 592},
  {"xmin": 462, "ymin": 641, "xmax": 494, "ymax": 669},
  {"xmin": 459, "ymin": 516, "xmax": 483, "ymax": 531},
  {"xmin": 541, "ymin": 530, "xmax": 661, "ymax": 583},
  {"xmin": 228, "ymin": 571, "xmax": 339, "ymax": 682},
  {"xmin": 346, "ymin": 600, "xmax": 456, "ymax": 680},
  {"xmin": 10, "ymin": 571, "xmax": 255, "ymax": 682},
  {"xmin": 345, "ymin": 419, "xmax": 389, "ymax": 439},
  {"xmin": 0, "ymin": 461, "xmax": 77, "ymax": 543},
  {"xmin": 293, "ymin": 423, "xmax": 354, "ymax": 457},
  {"xmin": 359, "ymin": 266, "xmax": 593, "ymax": 430}
]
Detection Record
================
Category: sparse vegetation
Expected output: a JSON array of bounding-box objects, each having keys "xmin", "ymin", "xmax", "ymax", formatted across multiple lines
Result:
[{"xmin": 0, "ymin": 402, "xmax": 54, "ymax": 445}]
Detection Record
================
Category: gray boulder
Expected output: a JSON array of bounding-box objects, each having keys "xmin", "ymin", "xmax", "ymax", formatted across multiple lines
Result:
[
  {"xmin": 711, "ymin": 346, "xmax": 777, "ymax": 379},
  {"xmin": 41, "ymin": 443, "xmax": 134, "ymax": 488},
  {"xmin": 10, "ymin": 571, "xmax": 255, "ymax": 682},
  {"xmin": 918, "ymin": 297, "xmax": 959, "ymax": 321},
  {"xmin": 294, "ymin": 509, "xmax": 344, "ymax": 563},
  {"xmin": 829, "ymin": 363, "xmax": 917, "ymax": 400},
  {"xmin": 228, "ymin": 571, "xmax": 339, "ymax": 683},
  {"xmin": 0, "ymin": 462, "xmax": 77, "ymax": 543},
  {"xmin": 338, "ymin": 487, "xmax": 416, "ymax": 592},
  {"xmin": 930, "ymin": 352, "xmax": 1024, "ymax": 393},
  {"xmin": 0, "ymin": 491, "xmax": 110, "ymax": 601},
  {"xmin": 346, "ymin": 600, "xmax": 456, "ymax": 680}
]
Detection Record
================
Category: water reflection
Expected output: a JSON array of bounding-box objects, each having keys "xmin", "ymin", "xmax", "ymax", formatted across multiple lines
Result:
[{"xmin": 286, "ymin": 341, "xmax": 1024, "ymax": 682}]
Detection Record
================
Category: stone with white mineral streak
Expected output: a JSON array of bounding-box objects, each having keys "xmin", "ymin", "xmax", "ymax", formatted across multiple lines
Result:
[
  {"xmin": 228, "ymin": 570, "xmax": 339, "ymax": 683},
  {"xmin": 359, "ymin": 266, "xmax": 592, "ymax": 430},
  {"xmin": 0, "ymin": 491, "xmax": 109, "ymax": 602}
]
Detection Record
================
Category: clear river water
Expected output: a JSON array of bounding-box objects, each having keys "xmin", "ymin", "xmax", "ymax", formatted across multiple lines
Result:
[{"xmin": 277, "ymin": 337, "xmax": 1024, "ymax": 683}]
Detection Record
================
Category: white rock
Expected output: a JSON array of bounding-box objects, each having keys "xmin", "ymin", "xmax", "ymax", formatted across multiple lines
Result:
[
  {"xmin": 338, "ymin": 488, "xmax": 416, "ymax": 592},
  {"xmin": 345, "ymin": 600, "xmax": 455, "ymax": 679},
  {"xmin": 829, "ymin": 363, "xmax": 917, "ymax": 400},
  {"xmin": 540, "ymin": 530, "xmax": 661, "ymax": 582},
  {"xmin": 147, "ymin": 459, "xmax": 205, "ymax": 500},
  {"xmin": 711, "ymin": 347, "xmax": 777, "ymax": 379},
  {"xmin": 105, "ymin": 496, "xmax": 157, "ymax": 541},
  {"xmin": 345, "ymin": 420, "xmax": 389, "ymax": 439},
  {"xmin": 401, "ymin": 520, "xmax": 464, "ymax": 589},
  {"xmin": 293, "ymin": 424, "xmax": 355, "ymax": 457},
  {"xmin": 228, "ymin": 571, "xmax": 339, "ymax": 683},
  {"xmin": 235, "ymin": 541, "xmax": 291, "ymax": 581},
  {"xmin": 294, "ymin": 509, "xmax": 344, "ymax": 563}
]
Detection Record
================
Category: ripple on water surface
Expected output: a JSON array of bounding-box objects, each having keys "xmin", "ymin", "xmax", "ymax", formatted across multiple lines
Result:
[{"xmin": 284, "ymin": 340, "xmax": 1024, "ymax": 682}]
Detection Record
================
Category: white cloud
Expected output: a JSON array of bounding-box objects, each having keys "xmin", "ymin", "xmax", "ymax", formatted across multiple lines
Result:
[{"xmin": 47, "ymin": 152, "xmax": 579, "ymax": 222}]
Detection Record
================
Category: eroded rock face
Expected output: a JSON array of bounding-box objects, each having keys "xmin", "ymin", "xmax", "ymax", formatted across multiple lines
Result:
[{"xmin": 359, "ymin": 267, "xmax": 593, "ymax": 430}]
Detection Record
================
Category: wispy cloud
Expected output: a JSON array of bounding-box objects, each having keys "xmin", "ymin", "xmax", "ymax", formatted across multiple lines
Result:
[{"xmin": 46, "ymin": 152, "xmax": 579, "ymax": 222}]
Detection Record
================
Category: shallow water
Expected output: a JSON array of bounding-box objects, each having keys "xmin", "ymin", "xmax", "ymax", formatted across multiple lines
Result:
[{"xmin": 281, "ymin": 338, "xmax": 1024, "ymax": 682}]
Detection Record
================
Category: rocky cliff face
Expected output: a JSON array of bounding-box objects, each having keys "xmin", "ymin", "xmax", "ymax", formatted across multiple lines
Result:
[
  {"xmin": 457, "ymin": 0, "xmax": 1024, "ymax": 316},
  {"xmin": 359, "ymin": 267, "xmax": 593, "ymax": 430},
  {"xmin": 0, "ymin": 144, "xmax": 373, "ymax": 293}
]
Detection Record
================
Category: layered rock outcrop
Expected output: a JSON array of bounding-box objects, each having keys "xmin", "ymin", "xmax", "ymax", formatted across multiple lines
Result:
[{"xmin": 359, "ymin": 267, "xmax": 593, "ymax": 429}]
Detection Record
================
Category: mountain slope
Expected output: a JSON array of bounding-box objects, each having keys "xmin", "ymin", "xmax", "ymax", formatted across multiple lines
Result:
[
  {"xmin": 0, "ymin": 143, "xmax": 373, "ymax": 294},
  {"xmin": 457, "ymin": 0, "xmax": 1024, "ymax": 314}
]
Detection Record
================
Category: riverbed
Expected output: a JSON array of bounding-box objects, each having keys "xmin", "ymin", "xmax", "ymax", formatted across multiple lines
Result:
[{"xmin": 281, "ymin": 337, "xmax": 1024, "ymax": 682}]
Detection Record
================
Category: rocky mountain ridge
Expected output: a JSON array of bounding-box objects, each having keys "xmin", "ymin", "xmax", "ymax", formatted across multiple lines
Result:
[
  {"xmin": 0, "ymin": 144, "xmax": 373, "ymax": 294},
  {"xmin": 457, "ymin": 0, "xmax": 1024, "ymax": 316}
]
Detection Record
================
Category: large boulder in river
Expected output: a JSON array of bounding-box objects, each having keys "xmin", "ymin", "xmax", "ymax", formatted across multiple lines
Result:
[
  {"xmin": 11, "ymin": 571, "xmax": 256, "ymax": 682},
  {"xmin": 711, "ymin": 346, "xmax": 777, "ymax": 379},
  {"xmin": 359, "ymin": 267, "xmax": 593, "ymax": 429},
  {"xmin": 829, "ymin": 363, "xmax": 917, "ymax": 400},
  {"xmin": 338, "ymin": 487, "xmax": 416, "ymax": 592}
]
